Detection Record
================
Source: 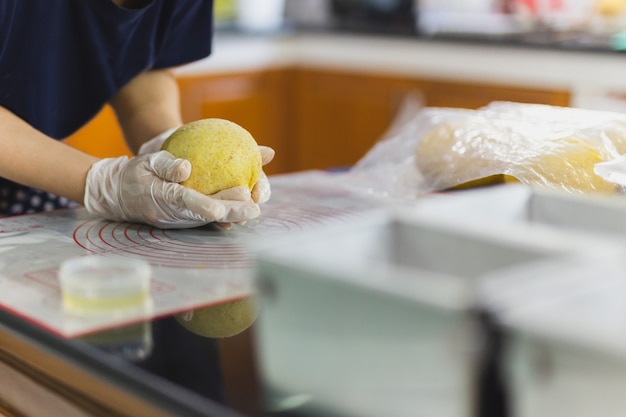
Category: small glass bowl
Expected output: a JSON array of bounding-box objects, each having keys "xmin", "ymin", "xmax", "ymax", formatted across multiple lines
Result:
[{"xmin": 58, "ymin": 255, "xmax": 152, "ymax": 316}]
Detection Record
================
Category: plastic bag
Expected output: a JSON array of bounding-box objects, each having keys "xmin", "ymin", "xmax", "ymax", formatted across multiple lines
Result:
[
  {"xmin": 595, "ymin": 155, "xmax": 626, "ymax": 191},
  {"xmin": 349, "ymin": 101, "xmax": 626, "ymax": 197},
  {"xmin": 482, "ymin": 101, "xmax": 626, "ymax": 154},
  {"xmin": 339, "ymin": 93, "xmax": 430, "ymax": 200}
]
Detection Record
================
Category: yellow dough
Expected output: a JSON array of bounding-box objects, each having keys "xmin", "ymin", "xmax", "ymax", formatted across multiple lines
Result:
[
  {"xmin": 513, "ymin": 137, "xmax": 615, "ymax": 194},
  {"xmin": 415, "ymin": 117, "xmax": 616, "ymax": 194},
  {"xmin": 175, "ymin": 297, "xmax": 259, "ymax": 338},
  {"xmin": 162, "ymin": 118, "xmax": 262, "ymax": 195}
]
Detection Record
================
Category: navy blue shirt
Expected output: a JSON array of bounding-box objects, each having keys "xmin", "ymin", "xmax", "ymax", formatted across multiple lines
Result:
[{"xmin": 0, "ymin": 0, "xmax": 214, "ymax": 215}]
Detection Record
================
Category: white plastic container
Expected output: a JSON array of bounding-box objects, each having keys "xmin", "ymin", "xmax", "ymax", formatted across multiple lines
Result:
[
  {"xmin": 408, "ymin": 185, "xmax": 626, "ymax": 417},
  {"xmin": 253, "ymin": 208, "xmax": 606, "ymax": 417},
  {"xmin": 526, "ymin": 188, "xmax": 626, "ymax": 237},
  {"xmin": 480, "ymin": 257, "xmax": 626, "ymax": 417},
  {"xmin": 58, "ymin": 255, "xmax": 152, "ymax": 316},
  {"xmin": 235, "ymin": 0, "xmax": 286, "ymax": 32},
  {"xmin": 413, "ymin": 184, "xmax": 626, "ymax": 241}
]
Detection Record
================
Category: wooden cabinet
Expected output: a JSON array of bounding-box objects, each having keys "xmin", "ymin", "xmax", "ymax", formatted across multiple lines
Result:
[
  {"xmin": 63, "ymin": 69, "xmax": 292, "ymax": 175},
  {"xmin": 292, "ymin": 68, "xmax": 571, "ymax": 171},
  {"xmin": 293, "ymin": 68, "xmax": 416, "ymax": 171},
  {"xmin": 62, "ymin": 69, "xmax": 293, "ymax": 177},
  {"xmin": 63, "ymin": 58, "xmax": 571, "ymax": 173},
  {"xmin": 176, "ymin": 69, "xmax": 293, "ymax": 175},
  {"xmin": 419, "ymin": 77, "xmax": 571, "ymax": 109}
]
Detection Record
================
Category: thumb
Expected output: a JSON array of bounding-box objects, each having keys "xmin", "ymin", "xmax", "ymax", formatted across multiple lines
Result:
[
  {"xmin": 148, "ymin": 151, "xmax": 192, "ymax": 183},
  {"xmin": 259, "ymin": 146, "xmax": 275, "ymax": 166}
]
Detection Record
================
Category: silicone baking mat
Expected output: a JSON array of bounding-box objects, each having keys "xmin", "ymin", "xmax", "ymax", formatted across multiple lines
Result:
[{"xmin": 0, "ymin": 171, "xmax": 389, "ymax": 337}]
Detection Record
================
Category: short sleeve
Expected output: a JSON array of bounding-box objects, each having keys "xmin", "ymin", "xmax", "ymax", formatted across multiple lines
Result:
[{"xmin": 153, "ymin": 0, "xmax": 214, "ymax": 69}]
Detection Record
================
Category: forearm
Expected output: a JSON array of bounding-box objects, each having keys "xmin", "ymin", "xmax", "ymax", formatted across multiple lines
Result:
[
  {"xmin": 0, "ymin": 107, "xmax": 99, "ymax": 204},
  {"xmin": 110, "ymin": 69, "xmax": 183, "ymax": 154}
]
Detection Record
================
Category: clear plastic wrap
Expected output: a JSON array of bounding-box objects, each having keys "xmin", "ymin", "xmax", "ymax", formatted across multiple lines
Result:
[
  {"xmin": 482, "ymin": 101, "xmax": 626, "ymax": 155},
  {"xmin": 349, "ymin": 101, "xmax": 626, "ymax": 197},
  {"xmin": 337, "ymin": 94, "xmax": 430, "ymax": 200}
]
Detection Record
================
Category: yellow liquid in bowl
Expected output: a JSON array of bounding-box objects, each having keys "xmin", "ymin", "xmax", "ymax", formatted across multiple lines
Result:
[{"xmin": 62, "ymin": 290, "xmax": 149, "ymax": 315}]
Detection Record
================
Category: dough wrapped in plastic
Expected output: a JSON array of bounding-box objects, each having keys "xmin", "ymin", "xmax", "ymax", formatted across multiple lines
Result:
[
  {"xmin": 482, "ymin": 101, "xmax": 626, "ymax": 154},
  {"xmin": 348, "ymin": 101, "xmax": 626, "ymax": 199},
  {"xmin": 414, "ymin": 105, "xmax": 622, "ymax": 194}
]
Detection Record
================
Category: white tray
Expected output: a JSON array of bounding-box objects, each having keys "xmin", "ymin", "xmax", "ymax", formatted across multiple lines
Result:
[{"xmin": 253, "ymin": 208, "xmax": 607, "ymax": 417}]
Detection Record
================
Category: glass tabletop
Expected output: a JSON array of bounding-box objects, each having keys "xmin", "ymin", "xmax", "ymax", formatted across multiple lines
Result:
[{"xmin": 0, "ymin": 170, "xmax": 394, "ymax": 417}]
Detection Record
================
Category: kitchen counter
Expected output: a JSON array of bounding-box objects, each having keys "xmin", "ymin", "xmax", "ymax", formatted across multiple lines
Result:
[
  {"xmin": 4, "ymin": 27, "xmax": 626, "ymax": 417},
  {"xmin": 4, "ymin": 169, "xmax": 624, "ymax": 417},
  {"xmin": 175, "ymin": 30, "xmax": 626, "ymax": 109}
]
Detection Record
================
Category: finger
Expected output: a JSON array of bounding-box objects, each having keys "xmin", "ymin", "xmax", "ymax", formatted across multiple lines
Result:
[
  {"xmin": 178, "ymin": 186, "xmax": 260, "ymax": 223},
  {"xmin": 218, "ymin": 200, "xmax": 261, "ymax": 223},
  {"xmin": 154, "ymin": 217, "xmax": 212, "ymax": 230},
  {"xmin": 216, "ymin": 220, "xmax": 246, "ymax": 230},
  {"xmin": 259, "ymin": 146, "xmax": 275, "ymax": 166},
  {"xmin": 169, "ymin": 185, "xmax": 227, "ymax": 221},
  {"xmin": 148, "ymin": 151, "xmax": 191, "ymax": 183},
  {"xmin": 211, "ymin": 186, "xmax": 252, "ymax": 201},
  {"xmin": 252, "ymin": 171, "xmax": 271, "ymax": 204}
]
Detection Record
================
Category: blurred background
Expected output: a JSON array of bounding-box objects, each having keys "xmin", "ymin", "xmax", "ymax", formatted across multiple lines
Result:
[{"xmin": 214, "ymin": 0, "xmax": 626, "ymax": 48}]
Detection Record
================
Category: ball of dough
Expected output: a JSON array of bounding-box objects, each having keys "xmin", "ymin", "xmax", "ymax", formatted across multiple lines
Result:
[
  {"xmin": 175, "ymin": 297, "xmax": 259, "ymax": 338},
  {"xmin": 162, "ymin": 118, "xmax": 262, "ymax": 195}
]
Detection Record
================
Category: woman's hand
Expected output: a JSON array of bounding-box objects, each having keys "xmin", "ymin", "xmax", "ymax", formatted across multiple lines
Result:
[{"xmin": 83, "ymin": 151, "xmax": 261, "ymax": 229}]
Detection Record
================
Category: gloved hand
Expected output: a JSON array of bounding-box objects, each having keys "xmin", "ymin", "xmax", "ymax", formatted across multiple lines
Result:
[
  {"xmin": 84, "ymin": 151, "xmax": 261, "ymax": 229},
  {"xmin": 138, "ymin": 129, "xmax": 274, "ymax": 204},
  {"xmin": 214, "ymin": 145, "xmax": 275, "ymax": 229},
  {"xmin": 135, "ymin": 128, "xmax": 275, "ymax": 228}
]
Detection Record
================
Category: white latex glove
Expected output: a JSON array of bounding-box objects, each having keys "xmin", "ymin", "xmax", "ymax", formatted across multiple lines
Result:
[
  {"xmin": 595, "ymin": 155, "xmax": 626, "ymax": 187},
  {"xmin": 137, "ymin": 127, "xmax": 179, "ymax": 155},
  {"xmin": 84, "ymin": 151, "xmax": 261, "ymax": 229},
  {"xmin": 215, "ymin": 145, "xmax": 275, "ymax": 229},
  {"xmin": 138, "ymin": 129, "xmax": 274, "ymax": 204},
  {"xmin": 252, "ymin": 146, "xmax": 275, "ymax": 204}
]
